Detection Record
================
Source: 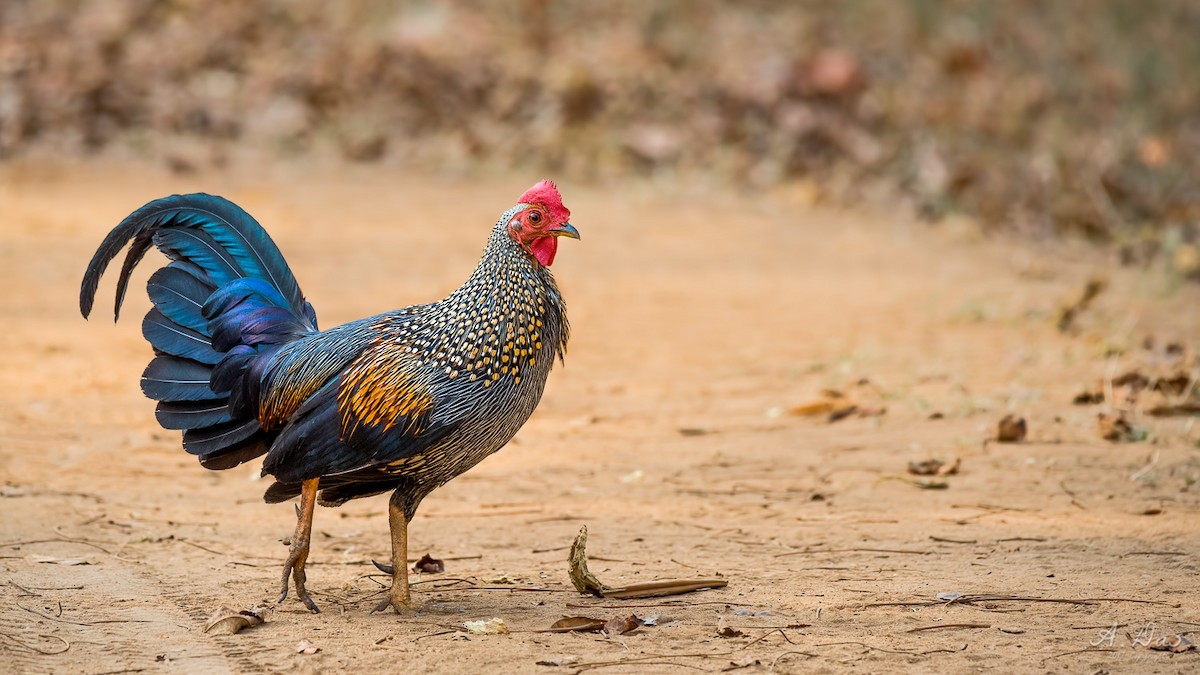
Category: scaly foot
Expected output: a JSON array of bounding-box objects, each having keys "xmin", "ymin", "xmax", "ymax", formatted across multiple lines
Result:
[
  {"xmin": 278, "ymin": 535, "xmax": 320, "ymax": 613},
  {"xmin": 277, "ymin": 479, "xmax": 321, "ymax": 613},
  {"xmin": 371, "ymin": 587, "xmax": 421, "ymax": 614}
]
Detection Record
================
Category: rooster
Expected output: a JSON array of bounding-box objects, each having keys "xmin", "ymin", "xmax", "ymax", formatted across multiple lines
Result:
[{"xmin": 79, "ymin": 181, "xmax": 579, "ymax": 614}]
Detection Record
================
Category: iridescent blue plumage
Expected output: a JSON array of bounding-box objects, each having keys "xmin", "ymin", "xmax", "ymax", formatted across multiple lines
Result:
[
  {"xmin": 80, "ymin": 193, "xmax": 311, "ymax": 322},
  {"xmin": 81, "ymin": 193, "xmax": 318, "ymax": 470},
  {"xmin": 146, "ymin": 264, "xmax": 213, "ymax": 332}
]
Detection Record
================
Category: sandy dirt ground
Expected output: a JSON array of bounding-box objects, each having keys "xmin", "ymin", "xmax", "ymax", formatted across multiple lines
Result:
[{"xmin": 1, "ymin": 160, "xmax": 1197, "ymax": 674}]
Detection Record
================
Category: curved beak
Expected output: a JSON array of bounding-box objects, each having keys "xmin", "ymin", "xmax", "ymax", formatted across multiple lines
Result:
[{"xmin": 551, "ymin": 222, "xmax": 580, "ymax": 240}]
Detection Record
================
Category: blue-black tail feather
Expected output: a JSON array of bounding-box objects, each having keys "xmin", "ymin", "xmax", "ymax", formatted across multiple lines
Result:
[
  {"xmin": 146, "ymin": 264, "xmax": 216, "ymax": 333},
  {"xmin": 155, "ymin": 400, "xmax": 234, "ymax": 430},
  {"xmin": 141, "ymin": 356, "xmax": 226, "ymax": 401},
  {"xmin": 81, "ymin": 194, "xmax": 317, "ymax": 470},
  {"xmin": 142, "ymin": 308, "xmax": 224, "ymax": 364}
]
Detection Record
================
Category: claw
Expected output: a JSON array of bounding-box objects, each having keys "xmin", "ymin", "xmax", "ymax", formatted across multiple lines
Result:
[{"xmin": 372, "ymin": 559, "xmax": 395, "ymax": 575}]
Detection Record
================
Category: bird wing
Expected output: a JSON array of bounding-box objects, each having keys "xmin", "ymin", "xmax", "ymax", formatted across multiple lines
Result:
[
  {"xmin": 259, "ymin": 313, "xmax": 457, "ymax": 484},
  {"xmin": 254, "ymin": 316, "xmax": 379, "ymax": 430}
]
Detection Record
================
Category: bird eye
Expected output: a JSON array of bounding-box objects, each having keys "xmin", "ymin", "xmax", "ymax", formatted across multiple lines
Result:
[{"xmin": 529, "ymin": 211, "xmax": 542, "ymax": 224}]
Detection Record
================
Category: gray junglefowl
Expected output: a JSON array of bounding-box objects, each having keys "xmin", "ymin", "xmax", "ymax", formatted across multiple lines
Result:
[{"xmin": 79, "ymin": 181, "xmax": 579, "ymax": 613}]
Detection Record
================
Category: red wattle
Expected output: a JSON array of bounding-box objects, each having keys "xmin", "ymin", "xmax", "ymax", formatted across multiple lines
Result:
[{"xmin": 531, "ymin": 236, "xmax": 558, "ymax": 266}]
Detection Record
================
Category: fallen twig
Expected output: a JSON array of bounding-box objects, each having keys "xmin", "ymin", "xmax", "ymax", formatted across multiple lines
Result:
[
  {"xmin": 919, "ymin": 645, "xmax": 969, "ymax": 655},
  {"xmin": 775, "ymin": 547, "xmax": 936, "ymax": 558},
  {"xmin": 567, "ymin": 525, "xmax": 728, "ymax": 599},
  {"xmin": 570, "ymin": 651, "xmax": 734, "ymax": 674},
  {"xmin": 814, "ymin": 641, "xmax": 916, "ymax": 656},
  {"xmin": 7, "ymin": 580, "xmax": 39, "ymax": 596},
  {"xmin": 1130, "ymin": 450, "xmax": 1160, "ymax": 481},
  {"xmin": 739, "ymin": 628, "xmax": 802, "ymax": 650},
  {"xmin": 1059, "ymin": 481, "xmax": 1087, "ymax": 510},
  {"xmin": 865, "ymin": 594, "xmax": 1174, "ymax": 609},
  {"xmin": 17, "ymin": 602, "xmax": 154, "ymax": 626},
  {"xmin": 1041, "ymin": 647, "xmax": 1118, "ymax": 662},
  {"xmin": 907, "ymin": 623, "xmax": 990, "ymax": 633},
  {"xmin": 175, "ymin": 538, "xmax": 234, "ymax": 557},
  {"xmin": 565, "ymin": 600, "xmax": 762, "ymax": 609},
  {"xmin": 413, "ymin": 629, "xmax": 460, "ymax": 642},
  {"xmin": 0, "ymin": 631, "xmax": 71, "ymax": 655},
  {"xmin": 0, "ymin": 537, "xmax": 113, "ymax": 555},
  {"xmin": 769, "ymin": 650, "xmax": 819, "ymax": 667},
  {"xmin": 604, "ymin": 579, "xmax": 729, "ymax": 599},
  {"xmin": 369, "ymin": 554, "xmax": 483, "ymax": 573}
]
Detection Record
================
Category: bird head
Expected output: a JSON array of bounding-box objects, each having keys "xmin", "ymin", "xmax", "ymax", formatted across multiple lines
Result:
[{"xmin": 509, "ymin": 180, "xmax": 579, "ymax": 267}]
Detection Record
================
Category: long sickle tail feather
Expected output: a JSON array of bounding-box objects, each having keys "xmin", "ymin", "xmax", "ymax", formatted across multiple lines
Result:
[
  {"xmin": 80, "ymin": 193, "xmax": 318, "ymax": 470},
  {"xmin": 80, "ymin": 193, "xmax": 313, "ymax": 325}
]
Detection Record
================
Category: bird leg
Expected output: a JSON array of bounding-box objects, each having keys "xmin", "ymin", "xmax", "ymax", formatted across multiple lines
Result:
[
  {"xmin": 279, "ymin": 477, "xmax": 320, "ymax": 613},
  {"xmin": 372, "ymin": 490, "xmax": 419, "ymax": 613}
]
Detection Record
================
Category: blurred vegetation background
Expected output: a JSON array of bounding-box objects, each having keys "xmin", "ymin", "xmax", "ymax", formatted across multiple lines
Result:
[{"xmin": 2, "ymin": 0, "xmax": 1197, "ymax": 260}]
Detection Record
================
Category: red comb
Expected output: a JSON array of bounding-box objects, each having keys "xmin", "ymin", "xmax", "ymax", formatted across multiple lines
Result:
[{"xmin": 519, "ymin": 180, "xmax": 570, "ymax": 223}]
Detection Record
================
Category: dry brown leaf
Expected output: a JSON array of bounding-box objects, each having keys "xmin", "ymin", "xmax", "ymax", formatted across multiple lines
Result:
[
  {"xmin": 789, "ymin": 390, "xmax": 858, "ymax": 423},
  {"xmin": 828, "ymin": 404, "xmax": 859, "ymax": 422},
  {"xmin": 908, "ymin": 458, "xmax": 960, "ymax": 476},
  {"xmin": 296, "ymin": 639, "xmax": 320, "ymax": 655},
  {"xmin": 788, "ymin": 399, "xmax": 836, "ymax": 417},
  {"xmin": 567, "ymin": 525, "xmax": 728, "ymax": 599},
  {"xmin": 937, "ymin": 458, "xmax": 962, "ymax": 476},
  {"xmin": 726, "ymin": 655, "xmax": 761, "ymax": 670},
  {"xmin": 412, "ymin": 553, "xmax": 444, "ymax": 574},
  {"xmin": 1151, "ymin": 372, "xmax": 1194, "ymax": 396},
  {"xmin": 602, "ymin": 614, "xmax": 641, "ymax": 636},
  {"xmin": 907, "ymin": 459, "xmax": 943, "ymax": 475},
  {"xmin": 567, "ymin": 525, "xmax": 608, "ymax": 597},
  {"xmin": 547, "ymin": 616, "xmax": 606, "ymax": 633},
  {"xmin": 203, "ymin": 606, "xmax": 267, "ymax": 635},
  {"xmin": 716, "ymin": 616, "xmax": 745, "ymax": 638},
  {"xmin": 1112, "ymin": 370, "xmax": 1149, "ymax": 390},
  {"xmin": 1146, "ymin": 402, "xmax": 1200, "ymax": 417},
  {"xmin": 1057, "ymin": 277, "xmax": 1106, "ymax": 333},
  {"xmin": 1098, "ymin": 411, "xmax": 1145, "ymax": 442},
  {"xmin": 1142, "ymin": 634, "xmax": 1194, "ymax": 652},
  {"xmin": 996, "ymin": 415, "xmax": 1027, "ymax": 443},
  {"xmin": 463, "ymin": 617, "xmax": 508, "ymax": 635}
]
